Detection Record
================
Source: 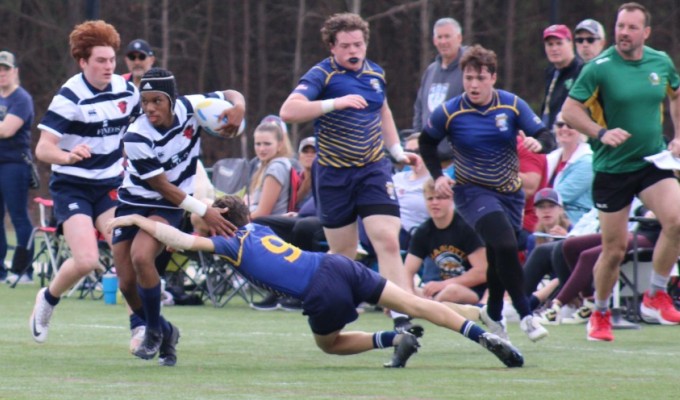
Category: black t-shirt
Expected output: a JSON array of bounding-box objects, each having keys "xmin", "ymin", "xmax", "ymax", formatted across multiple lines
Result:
[{"xmin": 409, "ymin": 214, "xmax": 483, "ymax": 282}]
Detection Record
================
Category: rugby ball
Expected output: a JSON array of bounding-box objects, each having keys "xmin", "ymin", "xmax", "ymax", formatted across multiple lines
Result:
[{"xmin": 195, "ymin": 98, "xmax": 246, "ymax": 138}]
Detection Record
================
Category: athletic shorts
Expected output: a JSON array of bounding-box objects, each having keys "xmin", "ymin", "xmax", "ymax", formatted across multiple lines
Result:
[
  {"xmin": 592, "ymin": 164, "xmax": 675, "ymax": 213},
  {"xmin": 50, "ymin": 177, "xmax": 118, "ymax": 227},
  {"xmin": 303, "ymin": 254, "xmax": 386, "ymax": 335},
  {"xmin": 112, "ymin": 203, "xmax": 185, "ymax": 244},
  {"xmin": 453, "ymin": 184, "xmax": 525, "ymax": 232},
  {"xmin": 314, "ymin": 158, "xmax": 400, "ymax": 228}
]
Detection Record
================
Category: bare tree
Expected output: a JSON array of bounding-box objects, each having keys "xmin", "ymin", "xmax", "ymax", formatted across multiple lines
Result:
[{"xmin": 503, "ymin": 0, "xmax": 516, "ymax": 91}]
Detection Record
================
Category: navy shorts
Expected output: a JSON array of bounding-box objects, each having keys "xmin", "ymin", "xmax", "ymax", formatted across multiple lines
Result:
[
  {"xmin": 303, "ymin": 254, "xmax": 386, "ymax": 335},
  {"xmin": 314, "ymin": 158, "xmax": 400, "ymax": 228},
  {"xmin": 112, "ymin": 203, "xmax": 185, "ymax": 244},
  {"xmin": 593, "ymin": 164, "xmax": 675, "ymax": 213},
  {"xmin": 50, "ymin": 177, "xmax": 119, "ymax": 227},
  {"xmin": 453, "ymin": 184, "xmax": 525, "ymax": 232}
]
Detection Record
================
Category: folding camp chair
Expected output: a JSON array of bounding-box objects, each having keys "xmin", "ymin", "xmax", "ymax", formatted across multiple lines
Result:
[
  {"xmin": 195, "ymin": 252, "xmax": 265, "ymax": 307},
  {"xmin": 211, "ymin": 157, "xmax": 250, "ymax": 196},
  {"xmin": 10, "ymin": 197, "xmax": 69, "ymax": 289}
]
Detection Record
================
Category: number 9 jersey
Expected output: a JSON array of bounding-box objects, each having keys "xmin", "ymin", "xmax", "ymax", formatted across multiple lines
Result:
[{"xmin": 210, "ymin": 223, "xmax": 326, "ymax": 298}]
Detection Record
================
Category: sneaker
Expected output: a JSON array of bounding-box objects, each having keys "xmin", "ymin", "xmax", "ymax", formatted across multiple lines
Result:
[
  {"xmin": 129, "ymin": 326, "xmax": 146, "ymax": 353},
  {"xmin": 393, "ymin": 317, "xmax": 425, "ymax": 338},
  {"xmin": 278, "ymin": 297, "xmax": 303, "ymax": 312},
  {"xmin": 519, "ymin": 315, "xmax": 549, "ymax": 342},
  {"xmin": 562, "ymin": 304, "xmax": 593, "ymax": 325},
  {"xmin": 640, "ymin": 290, "xmax": 680, "ymax": 325},
  {"xmin": 479, "ymin": 305, "xmax": 510, "ymax": 342},
  {"xmin": 383, "ymin": 333, "xmax": 420, "ymax": 368},
  {"xmin": 587, "ymin": 310, "xmax": 614, "ymax": 342},
  {"xmin": 538, "ymin": 303, "xmax": 561, "ymax": 325},
  {"xmin": 250, "ymin": 293, "xmax": 280, "ymax": 311},
  {"xmin": 133, "ymin": 329, "xmax": 163, "ymax": 360},
  {"xmin": 478, "ymin": 332, "xmax": 524, "ymax": 368},
  {"xmin": 158, "ymin": 323, "xmax": 181, "ymax": 367},
  {"xmin": 30, "ymin": 288, "xmax": 55, "ymax": 343},
  {"xmin": 8, "ymin": 273, "xmax": 33, "ymax": 285}
]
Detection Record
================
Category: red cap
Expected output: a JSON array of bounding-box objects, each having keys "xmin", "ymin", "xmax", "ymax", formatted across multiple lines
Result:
[{"xmin": 543, "ymin": 24, "xmax": 572, "ymax": 41}]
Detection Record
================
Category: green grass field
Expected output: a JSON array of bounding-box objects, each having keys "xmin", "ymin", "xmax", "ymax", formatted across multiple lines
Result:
[{"xmin": 0, "ymin": 284, "xmax": 677, "ymax": 400}]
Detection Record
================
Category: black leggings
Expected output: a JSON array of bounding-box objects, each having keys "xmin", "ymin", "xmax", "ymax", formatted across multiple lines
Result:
[{"xmin": 476, "ymin": 211, "xmax": 531, "ymax": 320}]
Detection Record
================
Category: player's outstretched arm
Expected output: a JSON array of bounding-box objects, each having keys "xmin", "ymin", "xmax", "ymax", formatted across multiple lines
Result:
[{"xmin": 106, "ymin": 215, "xmax": 215, "ymax": 252}]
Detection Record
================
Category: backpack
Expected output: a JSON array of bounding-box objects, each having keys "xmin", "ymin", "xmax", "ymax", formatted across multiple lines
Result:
[{"xmin": 287, "ymin": 168, "xmax": 302, "ymax": 212}]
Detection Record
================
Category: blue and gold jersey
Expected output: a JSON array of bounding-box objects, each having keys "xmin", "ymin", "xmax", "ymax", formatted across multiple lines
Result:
[
  {"xmin": 210, "ymin": 223, "xmax": 326, "ymax": 298},
  {"xmin": 424, "ymin": 90, "xmax": 545, "ymax": 193},
  {"xmin": 292, "ymin": 57, "xmax": 387, "ymax": 168}
]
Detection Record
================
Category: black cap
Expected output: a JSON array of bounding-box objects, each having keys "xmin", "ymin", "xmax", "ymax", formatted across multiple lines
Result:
[{"xmin": 126, "ymin": 39, "xmax": 154, "ymax": 56}]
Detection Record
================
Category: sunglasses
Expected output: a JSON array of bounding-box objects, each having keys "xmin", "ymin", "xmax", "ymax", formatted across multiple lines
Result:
[
  {"xmin": 574, "ymin": 37, "xmax": 599, "ymax": 44},
  {"xmin": 127, "ymin": 53, "xmax": 147, "ymax": 61},
  {"xmin": 555, "ymin": 121, "xmax": 571, "ymax": 129}
]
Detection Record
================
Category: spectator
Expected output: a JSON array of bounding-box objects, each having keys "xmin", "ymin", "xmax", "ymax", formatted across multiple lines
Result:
[
  {"xmin": 405, "ymin": 178, "xmax": 487, "ymax": 305},
  {"xmin": 413, "ymin": 18, "xmax": 465, "ymax": 170},
  {"xmin": 540, "ymin": 24, "xmax": 583, "ymax": 130},
  {"xmin": 0, "ymin": 50, "xmax": 34, "ymax": 283},
  {"xmin": 574, "ymin": 19, "xmax": 607, "ymax": 62},
  {"xmin": 295, "ymin": 136, "xmax": 316, "ymax": 207},
  {"xmin": 248, "ymin": 118, "xmax": 294, "ymax": 219},
  {"xmin": 123, "ymin": 39, "xmax": 155, "ymax": 87},
  {"xmin": 279, "ymin": 13, "xmax": 420, "ymax": 334},
  {"xmin": 563, "ymin": 2, "xmax": 680, "ymax": 341},
  {"xmin": 527, "ymin": 188, "xmax": 571, "ymax": 253},
  {"xmin": 419, "ymin": 44, "xmax": 554, "ymax": 343},
  {"xmin": 518, "ymin": 135, "xmax": 548, "ymax": 243},
  {"xmin": 546, "ymin": 112, "xmax": 593, "ymax": 224},
  {"xmin": 30, "ymin": 20, "xmax": 139, "ymax": 345}
]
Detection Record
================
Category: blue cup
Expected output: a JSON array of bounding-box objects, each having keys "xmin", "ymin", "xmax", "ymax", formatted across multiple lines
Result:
[{"xmin": 102, "ymin": 273, "xmax": 119, "ymax": 305}]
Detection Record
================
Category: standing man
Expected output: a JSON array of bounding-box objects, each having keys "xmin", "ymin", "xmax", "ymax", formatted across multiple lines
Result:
[
  {"xmin": 279, "ymin": 13, "xmax": 419, "ymax": 333},
  {"xmin": 123, "ymin": 39, "xmax": 155, "ymax": 87},
  {"xmin": 574, "ymin": 19, "xmax": 607, "ymax": 63},
  {"xmin": 563, "ymin": 2, "xmax": 680, "ymax": 342},
  {"xmin": 540, "ymin": 24, "xmax": 583, "ymax": 130},
  {"xmin": 30, "ymin": 21, "xmax": 139, "ymax": 344},
  {"xmin": 419, "ymin": 45, "xmax": 554, "ymax": 343},
  {"xmin": 413, "ymin": 18, "xmax": 466, "ymax": 132}
]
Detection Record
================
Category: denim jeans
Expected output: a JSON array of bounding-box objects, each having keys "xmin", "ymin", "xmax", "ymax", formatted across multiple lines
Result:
[{"xmin": 0, "ymin": 162, "xmax": 34, "ymax": 265}]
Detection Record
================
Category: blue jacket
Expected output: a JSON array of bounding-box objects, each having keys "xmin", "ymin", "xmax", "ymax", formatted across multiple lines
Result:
[{"xmin": 546, "ymin": 142, "xmax": 593, "ymax": 224}]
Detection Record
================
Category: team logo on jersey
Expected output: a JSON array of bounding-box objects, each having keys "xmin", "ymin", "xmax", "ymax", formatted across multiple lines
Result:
[
  {"xmin": 385, "ymin": 181, "xmax": 396, "ymax": 200},
  {"xmin": 294, "ymin": 83, "xmax": 308, "ymax": 91},
  {"xmin": 563, "ymin": 78, "xmax": 574, "ymax": 90},
  {"xmin": 495, "ymin": 113, "xmax": 509, "ymax": 131},
  {"xmin": 427, "ymin": 83, "xmax": 449, "ymax": 112},
  {"xmin": 88, "ymin": 109, "xmax": 98, "ymax": 116},
  {"xmin": 370, "ymin": 78, "xmax": 382, "ymax": 94},
  {"xmin": 649, "ymin": 72, "xmax": 660, "ymax": 85},
  {"xmin": 117, "ymin": 100, "xmax": 128, "ymax": 114},
  {"xmin": 184, "ymin": 125, "xmax": 194, "ymax": 139}
]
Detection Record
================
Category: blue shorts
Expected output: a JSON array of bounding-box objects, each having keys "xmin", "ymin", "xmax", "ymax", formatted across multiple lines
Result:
[
  {"xmin": 303, "ymin": 254, "xmax": 386, "ymax": 335},
  {"xmin": 49, "ymin": 176, "xmax": 119, "ymax": 227},
  {"xmin": 314, "ymin": 157, "xmax": 400, "ymax": 228},
  {"xmin": 453, "ymin": 184, "xmax": 525, "ymax": 232},
  {"xmin": 112, "ymin": 203, "xmax": 185, "ymax": 244}
]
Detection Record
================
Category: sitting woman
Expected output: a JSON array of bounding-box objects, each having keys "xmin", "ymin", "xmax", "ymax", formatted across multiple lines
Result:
[
  {"xmin": 247, "ymin": 119, "xmax": 294, "ymax": 219},
  {"xmin": 525, "ymin": 188, "xmax": 571, "ymax": 255},
  {"xmin": 546, "ymin": 112, "xmax": 593, "ymax": 225}
]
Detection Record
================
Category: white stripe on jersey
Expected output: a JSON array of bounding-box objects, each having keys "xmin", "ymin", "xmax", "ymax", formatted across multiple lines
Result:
[
  {"xmin": 37, "ymin": 73, "xmax": 139, "ymax": 181},
  {"xmin": 118, "ymin": 91, "xmax": 224, "ymax": 208}
]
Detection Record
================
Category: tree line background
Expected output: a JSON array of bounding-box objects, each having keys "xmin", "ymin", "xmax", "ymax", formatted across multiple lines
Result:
[{"xmin": 1, "ymin": 0, "xmax": 680, "ymax": 197}]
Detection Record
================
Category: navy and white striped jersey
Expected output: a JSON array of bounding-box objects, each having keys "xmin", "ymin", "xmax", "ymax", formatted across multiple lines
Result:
[
  {"xmin": 37, "ymin": 73, "xmax": 139, "ymax": 185},
  {"xmin": 117, "ymin": 92, "xmax": 223, "ymax": 209}
]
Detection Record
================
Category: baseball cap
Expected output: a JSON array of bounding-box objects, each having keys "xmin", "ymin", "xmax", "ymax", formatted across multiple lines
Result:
[
  {"xmin": 575, "ymin": 19, "xmax": 605, "ymax": 39},
  {"xmin": 0, "ymin": 51, "xmax": 16, "ymax": 68},
  {"xmin": 126, "ymin": 39, "xmax": 154, "ymax": 56},
  {"xmin": 543, "ymin": 24, "xmax": 572, "ymax": 41},
  {"xmin": 298, "ymin": 137, "xmax": 316, "ymax": 152},
  {"xmin": 534, "ymin": 188, "xmax": 563, "ymax": 207}
]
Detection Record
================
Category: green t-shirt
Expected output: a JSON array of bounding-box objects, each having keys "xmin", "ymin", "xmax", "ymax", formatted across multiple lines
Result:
[{"xmin": 569, "ymin": 46, "xmax": 680, "ymax": 173}]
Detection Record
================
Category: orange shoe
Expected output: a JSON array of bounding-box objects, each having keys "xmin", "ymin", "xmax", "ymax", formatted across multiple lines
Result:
[
  {"xmin": 640, "ymin": 290, "xmax": 680, "ymax": 325},
  {"xmin": 586, "ymin": 310, "xmax": 614, "ymax": 342}
]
